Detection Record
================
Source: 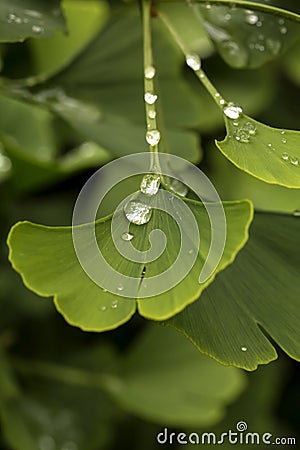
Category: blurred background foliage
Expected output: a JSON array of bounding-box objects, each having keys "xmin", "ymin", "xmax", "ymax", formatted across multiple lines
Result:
[{"xmin": 0, "ymin": 0, "xmax": 300, "ymax": 449}]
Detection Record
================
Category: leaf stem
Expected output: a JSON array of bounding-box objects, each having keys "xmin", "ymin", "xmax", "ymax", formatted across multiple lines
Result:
[
  {"xmin": 159, "ymin": 8, "xmax": 227, "ymax": 110},
  {"xmin": 142, "ymin": 0, "xmax": 162, "ymax": 172}
]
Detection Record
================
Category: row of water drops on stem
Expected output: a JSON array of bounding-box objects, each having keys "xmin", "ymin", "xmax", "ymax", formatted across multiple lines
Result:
[
  {"xmin": 121, "ymin": 60, "xmax": 189, "ymax": 228},
  {"xmin": 182, "ymin": 56, "xmax": 300, "ymax": 168}
]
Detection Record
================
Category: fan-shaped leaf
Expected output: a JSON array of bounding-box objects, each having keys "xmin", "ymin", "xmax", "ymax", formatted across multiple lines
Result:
[
  {"xmin": 167, "ymin": 212, "xmax": 300, "ymax": 370},
  {"xmin": 216, "ymin": 115, "xmax": 300, "ymax": 188},
  {"xmin": 7, "ymin": 197, "xmax": 253, "ymax": 331}
]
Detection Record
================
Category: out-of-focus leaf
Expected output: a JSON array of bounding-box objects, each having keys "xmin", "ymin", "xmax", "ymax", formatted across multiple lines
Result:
[
  {"xmin": 0, "ymin": 0, "xmax": 65, "ymax": 43},
  {"xmin": 10, "ymin": 8, "xmax": 203, "ymax": 163},
  {"xmin": 110, "ymin": 325, "xmax": 245, "ymax": 427},
  {"xmin": 195, "ymin": 2, "xmax": 300, "ymax": 68},
  {"xmin": 30, "ymin": 0, "xmax": 110, "ymax": 76},
  {"xmin": 167, "ymin": 213, "xmax": 300, "ymax": 371}
]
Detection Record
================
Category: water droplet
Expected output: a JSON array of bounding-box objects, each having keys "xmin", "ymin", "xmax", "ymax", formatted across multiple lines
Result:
[
  {"xmin": 234, "ymin": 128, "xmax": 250, "ymax": 143},
  {"xmin": 117, "ymin": 284, "xmax": 124, "ymax": 292},
  {"xmin": 215, "ymin": 93, "xmax": 221, "ymax": 98},
  {"xmin": 256, "ymin": 20, "xmax": 262, "ymax": 27},
  {"xmin": 280, "ymin": 26, "xmax": 287, "ymax": 35},
  {"xmin": 245, "ymin": 13, "xmax": 258, "ymax": 25},
  {"xmin": 144, "ymin": 92, "xmax": 157, "ymax": 105},
  {"xmin": 146, "ymin": 130, "xmax": 160, "ymax": 146},
  {"xmin": 99, "ymin": 305, "xmax": 107, "ymax": 311},
  {"xmin": 233, "ymin": 120, "xmax": 239, "ymax": 127},
  {"xmin": 223, "ymin": 102, "xmax": 243, "ymax": 120},
  {"xmin": 281, "ymin": 130, "xmax": 285, "ymax": 135},
  {"xmin": 148, "ymin": 110, "xmax": 156, "ymax": 119},
  {"xmin": 219, "ymin": 99, "xmax": 226, "ymax": 105},
  {"xmin": 241, "ymin": 346, "xmax": 248, "ymax": 352},
  {"xmin": 186, "ymin": 53, "xmax": 201, "ymax": 71},
  {"xmin": 267, "ymin": 143, "xmax": 272, "ymax": 147},
  {"xmin": 32, "ymin": 24, "xmax": 44, "ymax": 34},
  {"xmin": 290, "ymin": 157, "xmax": 299, "ymax": 166},
  {"xmin": 7, "ymin": 13, "xmax": 22, "ymax": 24},
  {"xmin": 281, "ymin": 138, "xmax": 287, "ymax": 144},
  {"xmin": 38, "ymin": 435, "xmax": 56, "ymax": 450},
  {"xmin": 170, "ymin": 179, "xmax": 188, "ymax": 197},
  {"xmin": 144, "ymin": 65, "xmax": 156, "ymax": 79},
  {"xmin": 140, "ymin": 173, "xmax": 160, "ymax": 196},
  {"xmin": 121, "ymin": 232, "xmax": 134, "ymax": 241},
  {"xmin": 111, "ymin": 300, "xmax": 119, "ymax": 309},
  {"xmin": 293, "ymin": 210, "xmax": 300, "ymax": 217},
  {"xmin": 188, "ymin": 249, "xmax": 194, "ymax": 254},
  {"xmin": 124, "ymin": 201, "xmax": 152, "ymax": 225},
  {"xmin": 244, "ymin": 121, "xmax": 256, "ymax": 135},
  {"xmin": 281, "ymin": 152, "xmax": 289, "ymax": 161}
]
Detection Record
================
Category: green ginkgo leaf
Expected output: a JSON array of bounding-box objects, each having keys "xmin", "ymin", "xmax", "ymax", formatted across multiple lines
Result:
[
  {"xmin": 7, "ymin": 197, "xmax": 253, "ymax": 332},
  {"xmin": 0, "ymin": 0, "xmax": 65, "ymax": 43},
  {"xmin": 216, "ymin": 114, "xmax": 300, "ymax": 188},
  {"xmin": 167, "ymin": 212, "xmax": 300, "ymax": 371}
]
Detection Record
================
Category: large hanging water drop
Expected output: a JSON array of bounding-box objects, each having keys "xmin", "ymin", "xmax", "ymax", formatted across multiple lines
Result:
[
  {"xmin": 186, "ymin": 53, "xmax": 201, "ymax": 71},
  {"xmin": 223, "ymin": 102, "xmax": 243, "ymax": 120},
  {"xmin": 140, "ymin": 174, "xmax": 160, "ymax": 196},
  {"xmin": 124, "ymin": 201, "xmax": 152, "ymax": 225}
]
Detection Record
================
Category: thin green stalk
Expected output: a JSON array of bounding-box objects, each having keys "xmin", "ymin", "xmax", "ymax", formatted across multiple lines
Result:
[
  {"xmin": 158, "ymin": 8, "xmax": 227, "ymax": 109},
  {"xmin": 142, "ymin": 0, "xmax": 162, "ymax": 172}
]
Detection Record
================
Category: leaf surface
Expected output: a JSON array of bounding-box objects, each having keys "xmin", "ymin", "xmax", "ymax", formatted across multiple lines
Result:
[
  {"xmin": 216, "ymin": 115, "xmax": 300, "ymax": 188},
  {"xmin": 7, "ymin": 197, "xmax": 253, "ymax": 331},
  {"xmin": 167, "ymin": 212, "xmax": 300, "ymax": 370}
]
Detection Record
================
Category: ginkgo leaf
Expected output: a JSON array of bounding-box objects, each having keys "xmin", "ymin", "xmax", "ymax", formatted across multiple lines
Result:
[
  {"xmin": 167, "ymin": 212, "xmax": 300, "ymax": 371},
  {"xmin": 7, "ymin": 197, "xmax": 253, "ymax": 332},
  {"xmin": 0, "ymin": 0, "xmax": 65, "ymax": 43},
  {"xmin": 216, "ymin": 114, "xmax": 300, "ymax": 188}
]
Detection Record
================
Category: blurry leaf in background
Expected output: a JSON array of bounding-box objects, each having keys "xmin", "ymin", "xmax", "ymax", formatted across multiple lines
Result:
[
  {"xmin": 208, "ymin": 143, "xmax": 300, "ymax": 213},
  {"xmin": 29, "ymin": 0, "xmax": 110, "ymax": 77},
  {"xmin": 12, "ymin": 7, "xmax": 203, "ymax": 163},
  {"xmin": 7, "ymin": 199, "xmax": 252, "ymax": 331},
  {"xmin": 216, "ymin": 115, "xmax": 300, "ymax": 188},
  {"xmin": 283, "ymin": 41, "xmax": 300, "ymax": 86},
  {"xmin": 110, "ymin": 325, "xmax": 245, "ymax": 427},
  {"xmin": 0, "ymin": 93, "xmax": 56, "ymax": 162},
  {"xmin": 0, "ymin": 363, "xmax": 114, "ymax": 450},
  {"xmin": 167, "ymin": 213, "xmax": 300, "ymax": 371},
  {"xmin": 0, "ymin": 0, "xmax": 66, "ymax": 43},
  {"xmin": 195, "ymin": 2, "xmax": 300, "ymax": 68},
  {"xmin": 185, "ymin": 358, "xmax": 294, "ymax": 450}
]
